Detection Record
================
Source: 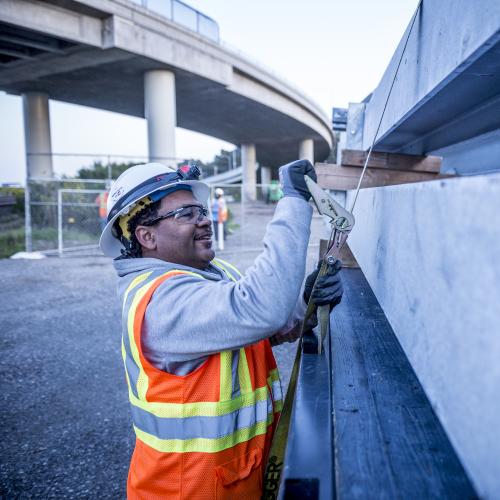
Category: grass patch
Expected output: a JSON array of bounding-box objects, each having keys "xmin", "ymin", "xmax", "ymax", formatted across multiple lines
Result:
[
  {"xmin": 0, "ymin": 227, "xmax": 25, "ymax": 259},
  {"xmin": 0, "ymin": 226, "xmax": 101, "ymax": 257},
  {"xmin": 0, "ymin": 226, "xmax": 63, "ymax": 258}
]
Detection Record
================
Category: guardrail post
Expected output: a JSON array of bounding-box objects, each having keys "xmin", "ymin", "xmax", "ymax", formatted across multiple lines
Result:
[
  {"xmin": 57, "ymin": 189, "xmax": 63, "ymax": 256},
  {"xmin": 217, "ymin": 222, "xmax": 224, "ymax": 250},
  {"xmin": 24, "ymin": 177, "xmax": 32, "ymax": 252}
]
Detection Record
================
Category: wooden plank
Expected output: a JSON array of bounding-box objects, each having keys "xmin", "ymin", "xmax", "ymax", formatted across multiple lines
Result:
[
  {"xmin": 341, "ymin": 149, "xmax": 442, "ymax": 173},
  {"xmin": 329, "ymin": 269, "xmax": 477, "ymax": 498},
  {"xmin": 315, "ymin": 163, "xmax": 452, "ymax": 191}
]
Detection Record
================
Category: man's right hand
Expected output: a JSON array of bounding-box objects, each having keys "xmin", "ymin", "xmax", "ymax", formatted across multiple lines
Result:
[{"xmin": 279, "ymin": 159, "xmax": 317, "ymax": 201}]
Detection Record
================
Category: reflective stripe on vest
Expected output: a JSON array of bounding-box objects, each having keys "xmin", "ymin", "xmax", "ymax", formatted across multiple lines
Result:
[
  {"xmin": 268, "ymin": 368, "xmax": 283, "ymax": 412},
  {"xmin": 121, "ymin": 261, "xmax": 281, "ymax": 455},
  {"xmin": 212, "ymin": 257, "xmax": 242, "ymax": 281},
  {"xmin": 124, "ymin": 270, "xmax": 202, "ymax": 400}
]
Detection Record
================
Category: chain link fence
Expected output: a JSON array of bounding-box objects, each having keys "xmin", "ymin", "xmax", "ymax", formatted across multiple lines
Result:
[
  {"xmin": 23, "ymin": 150, "xmax": 246, "ymax": 254},
  {"xmin": 25, "ymin": 178, "xmax": 284, "ymax": 255},
  {"xmin": 26, "ymin": 178, "xmax": 109, "ymax": 253}
]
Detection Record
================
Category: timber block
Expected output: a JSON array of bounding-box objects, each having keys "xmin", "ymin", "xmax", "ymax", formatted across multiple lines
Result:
[
  {"xmin": 315, "ymin": 163, "xmax": 453, "ymax": 191},
  {"xmin": 341, "ymin": 149, "xmax": 442, "ymax": 173}
]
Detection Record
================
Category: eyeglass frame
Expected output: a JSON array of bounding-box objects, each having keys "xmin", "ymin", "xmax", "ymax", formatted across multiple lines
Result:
[{"xmin": 142, "ymin": 204, "xmax": 209, "ymax": 226}]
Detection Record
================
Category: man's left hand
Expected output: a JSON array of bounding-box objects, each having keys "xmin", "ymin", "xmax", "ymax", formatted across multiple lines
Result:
[{"xmin": 304, "ymin": 259, "xmax": 343, "ymax": 310}]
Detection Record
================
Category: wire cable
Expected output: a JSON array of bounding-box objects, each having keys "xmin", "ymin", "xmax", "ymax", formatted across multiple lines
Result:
[{"xmin": 350, "ymin": 0, "xmax": 423, "ymax": 212}]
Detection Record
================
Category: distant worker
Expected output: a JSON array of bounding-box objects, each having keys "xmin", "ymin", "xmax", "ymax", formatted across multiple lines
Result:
[
  {"xmin": 267, "ymin": 179, "xmax": 283, "ymax": 203},
  {"xmin": 211, "ymin": 187, "xmax": 228, "ymax": 243},
  {"xmin": 99, "ymin": 160, "xmax": 343, "ymax": 499},
  {"xmin": 95, "ymin": 190, "xmax": 109, "ymax": 231}
]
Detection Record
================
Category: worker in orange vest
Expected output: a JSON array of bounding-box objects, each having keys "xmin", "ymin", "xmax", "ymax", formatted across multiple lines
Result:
[
  {"xmin": 211, "ymin": 187, "xmax": 228, "ymax": 241},
  {"xmin": 95, "ymin": 190, "xmax": 109, "ymax": 231},
  {"xmin": 99, "ymin": 160, "xmax": 343, "ymax": 499}
]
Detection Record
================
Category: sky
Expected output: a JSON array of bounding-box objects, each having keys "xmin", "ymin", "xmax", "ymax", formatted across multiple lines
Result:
[{"xmin": 0, "ymin": 0, "xmax": 419, "ymax": 184}]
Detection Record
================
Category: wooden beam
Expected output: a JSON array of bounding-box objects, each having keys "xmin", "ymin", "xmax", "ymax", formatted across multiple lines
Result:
[
  {"xmin": 341, "ymin": 149, "xmax": 442, "ymax": 173},
  {"xmin": 315, "ymin": 163, "xmax": 452, "ymax": 191}
]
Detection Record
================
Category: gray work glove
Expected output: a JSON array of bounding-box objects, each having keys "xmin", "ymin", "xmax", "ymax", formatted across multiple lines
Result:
[
  {"xmin": 303, "ymin": 259, "xmax": 343, "ymax": 310},
  {"xmin": 279, "ymin": 159, "xmax": 317, "ymax": 201}
]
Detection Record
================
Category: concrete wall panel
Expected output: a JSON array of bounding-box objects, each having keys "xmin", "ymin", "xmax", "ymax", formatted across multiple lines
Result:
[
  {"xmin": 363, "ymin": 0, "xmax": 500, "ymax": 151},
  {"xmin": 345, "ymin": 102, "xmax": 365, "ymax": 150},
  {"xmin": 346, "ymin": 174, "xmax": 500, "ymax": 498},
  {"xmin": 433, "ymin": 129, "xmax": 500, "ymax": 175}
]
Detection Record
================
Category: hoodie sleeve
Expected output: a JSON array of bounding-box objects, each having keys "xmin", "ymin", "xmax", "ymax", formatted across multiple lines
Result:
[
  {"xmin": 268, "ymin": 295, "xmax": 307, "ymax": 346},
  {"xmin": 142, "ymin": 196, "xmax": 312, "ymax": 364}
]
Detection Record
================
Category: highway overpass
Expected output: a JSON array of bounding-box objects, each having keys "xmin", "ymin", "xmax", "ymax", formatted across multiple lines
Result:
[{"xmin": 0, "ymin": 0, "xmax": 333, "ymax": 199}]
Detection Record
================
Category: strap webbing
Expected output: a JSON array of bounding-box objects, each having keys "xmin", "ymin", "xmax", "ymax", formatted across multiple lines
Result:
[{"xmin": 262, "ymin": 338, "xmax": 302, "ymax": 499}]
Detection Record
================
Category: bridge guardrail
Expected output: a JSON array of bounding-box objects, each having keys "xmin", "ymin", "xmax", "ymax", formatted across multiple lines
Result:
[{"xmin": 132, "ymin": 0, "xmax": 219, "ymax": 42}]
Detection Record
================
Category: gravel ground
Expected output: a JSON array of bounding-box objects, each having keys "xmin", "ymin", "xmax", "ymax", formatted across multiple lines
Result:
[
  {"xmin": 0, "ymin": 203, "xmax": 326, "ymax": 498},
  {"xmin": 0, "ymin": 256, "xmax": 129, "ymax": 499}
]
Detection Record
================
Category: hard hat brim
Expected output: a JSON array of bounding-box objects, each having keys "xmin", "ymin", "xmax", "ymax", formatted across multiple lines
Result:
[{"xmin": 99, "ymin": 179, "xmax": 210, "ymax": 258}]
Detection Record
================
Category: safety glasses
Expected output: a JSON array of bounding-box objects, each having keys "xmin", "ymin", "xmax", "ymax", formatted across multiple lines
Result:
[{"xmin": 144, "ymin": 205, "xmax": 209, "ymax": 226}]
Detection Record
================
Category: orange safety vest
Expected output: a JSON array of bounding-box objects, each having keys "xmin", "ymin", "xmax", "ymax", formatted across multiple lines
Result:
[
  {"xmin": 96, "ymin": 192, "xmax": 109, "ymax": 218},
  {"xmin": 217, "ymin": 198, "xmax": 228, "ymax": 223},
  {"xmin": 121, "ymin": 259, "xmax": 283, "ymax": 499}
]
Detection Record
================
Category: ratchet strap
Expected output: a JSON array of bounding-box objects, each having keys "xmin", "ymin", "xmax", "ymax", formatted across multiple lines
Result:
[
  {"xmin": 262, "ymin": 253, "xmax": 342, "ymax": 500},
  {"xmin": 262, "ymin": 336, "xmax": 303, "ymax": 499}
]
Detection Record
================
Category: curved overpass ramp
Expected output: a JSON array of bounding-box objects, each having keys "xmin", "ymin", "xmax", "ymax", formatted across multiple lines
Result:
[{"xmin": 0, "ymin": 0, "xmax": 332, "ymax": 168}]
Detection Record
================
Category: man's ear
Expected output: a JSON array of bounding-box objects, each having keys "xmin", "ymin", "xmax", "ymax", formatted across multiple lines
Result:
[{"xmin": 135, "ymin": 225, "xmax": 157, "ymax": 251}]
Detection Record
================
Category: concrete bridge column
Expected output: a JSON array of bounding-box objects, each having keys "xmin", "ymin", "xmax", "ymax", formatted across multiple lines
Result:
[
  {"xmin": 260, "ymin": 165, "xmax": 272, "ymax": 185},
  {"xmin": 144, "ymin": 70, "xmax": 176, "ymax": 166},
  {"xmin": 299, "ymin": 138, "xmax": 314, "ymax": 164},
  {"xmin": 22, "ymin": 92, "xmax": 53, "ymax": 178},
  {"xmin": 242, "ymin": 143, "xmax": 256, "ymax": 201},
  {"xmin": 260, "ymin": 165, "xmax": 272, "ymax": 201}
]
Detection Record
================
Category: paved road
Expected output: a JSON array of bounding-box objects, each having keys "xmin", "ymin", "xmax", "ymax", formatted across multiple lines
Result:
[
  {"xmin": 0, "ymin": 256, "xmax": 128, "ymax": 498},
  {"xmin": 0, "ymin": 203, "xmax": 326, "ymax": 498}
]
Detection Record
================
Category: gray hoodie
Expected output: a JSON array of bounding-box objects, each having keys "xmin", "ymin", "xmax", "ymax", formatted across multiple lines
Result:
[{"xmin": 114, "ymin": 196, "xmax": 312, "ymax": 375}]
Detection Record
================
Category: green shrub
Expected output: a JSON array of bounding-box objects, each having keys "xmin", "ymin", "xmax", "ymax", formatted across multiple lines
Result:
[
  {"xmin": 0, "ymin": 227, "xmax": 25, "ymax": 259},
  {"xmin": 0, "ymin": 187, "xmax": 24, "ymax": 216}
]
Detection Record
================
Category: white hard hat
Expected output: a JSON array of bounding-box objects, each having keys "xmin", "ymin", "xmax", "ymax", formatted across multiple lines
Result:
[
  {"xmin": 99, "ymin": 162, "xmax": 209, "ymax": 257},
  {"xmin": 215, "ymin": 188, "xmax": 224, "ymax": 196}
]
